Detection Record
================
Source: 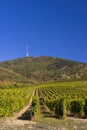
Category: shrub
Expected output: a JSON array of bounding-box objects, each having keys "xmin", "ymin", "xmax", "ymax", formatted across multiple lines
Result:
[
  {"xmin": 84, "ymin": 99, "xmax": 87, "ymax": 117},
  {"xmin": 45, "ymin": 99, "xmax": 56, "ymax": 111},
  {"xmin": 31, "ymin": 93, "xmax": 40, "ymax": 118},
  {"xmin": 70, "ymin": 100, "xmax": 84, "ymax": 117},
  {"xmin": 55, "ymin": 98, "xmax": 66, "ymax": 119}
]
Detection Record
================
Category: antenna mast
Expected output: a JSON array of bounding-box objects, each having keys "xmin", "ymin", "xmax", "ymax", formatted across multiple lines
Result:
[{"xmin": 26, "ymin": 45, "xmax": 29, "ymax": 57}]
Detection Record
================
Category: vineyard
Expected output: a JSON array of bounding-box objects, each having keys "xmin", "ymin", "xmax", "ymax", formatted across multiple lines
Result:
[
  {"xmin": 0, "ymin": 83, "xmax": 34, "ymax": 117},
  {"xmin": 36, "ymin": 80, "xmax": 87, "ymax": 119},
  {"xmin": 1, "ymin": 80, "xmax": 87, "ymax": 120}
]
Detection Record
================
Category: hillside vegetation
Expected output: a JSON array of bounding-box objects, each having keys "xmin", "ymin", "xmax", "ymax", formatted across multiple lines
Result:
[
  {"xmin": 0, "ymin": 56, "xmax": 87, "ymax": 83},
  {"xmin": 0, "ymin": 66, "xmax": 28, "ymax": 82}
]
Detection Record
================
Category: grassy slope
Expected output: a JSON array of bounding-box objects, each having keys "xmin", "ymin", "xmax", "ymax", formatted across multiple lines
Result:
[
  {"xmin": 0, "ymin": 56, "xmax": 87, "ymax": 83},
  {"xmin": 0, "ymin": 66, "xmax": 28, "ymax": 83}
]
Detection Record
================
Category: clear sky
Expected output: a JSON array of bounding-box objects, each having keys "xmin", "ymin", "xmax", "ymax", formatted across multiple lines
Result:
[{"xmin": 0, "ymin": 0, "xmax": 87, "ymax": 63}]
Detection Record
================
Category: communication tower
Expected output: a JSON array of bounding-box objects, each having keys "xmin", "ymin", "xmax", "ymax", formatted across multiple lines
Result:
[{"xmin": 26, "ymin": 45, "xmax": 29, "ymax": 57}]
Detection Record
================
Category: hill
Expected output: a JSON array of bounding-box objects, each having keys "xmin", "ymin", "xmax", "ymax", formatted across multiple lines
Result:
[
  {"xmin": 0, "ymin": 56, "xmax": 87, "ymax": 83},
  {"xmin": 0, "ymin": 66, "xmax": 28, "ymax": 82}
]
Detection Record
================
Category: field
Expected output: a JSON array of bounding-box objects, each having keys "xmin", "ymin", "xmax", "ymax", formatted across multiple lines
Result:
[
  {"xmin": 0, "ymin": 80, "xmax": 87, "ymax": 130},
  {"xmin": 0, "ymin": 83, "xmax": 34, "ymax": 117},
  {"xmin": 35, "ymin": 80, "xmax": 87, "ymax": 119}
]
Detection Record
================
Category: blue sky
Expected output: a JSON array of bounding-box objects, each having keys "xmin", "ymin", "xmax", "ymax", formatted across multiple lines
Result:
[{"xmin": 0, "ymin": 0, "xmax": 87, "ymax": 63}]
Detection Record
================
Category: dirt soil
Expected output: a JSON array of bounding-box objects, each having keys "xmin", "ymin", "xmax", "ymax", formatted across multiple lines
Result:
[{"xmin": 1, "ymin": 116, "xmax": 87, "ymax": 130}]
